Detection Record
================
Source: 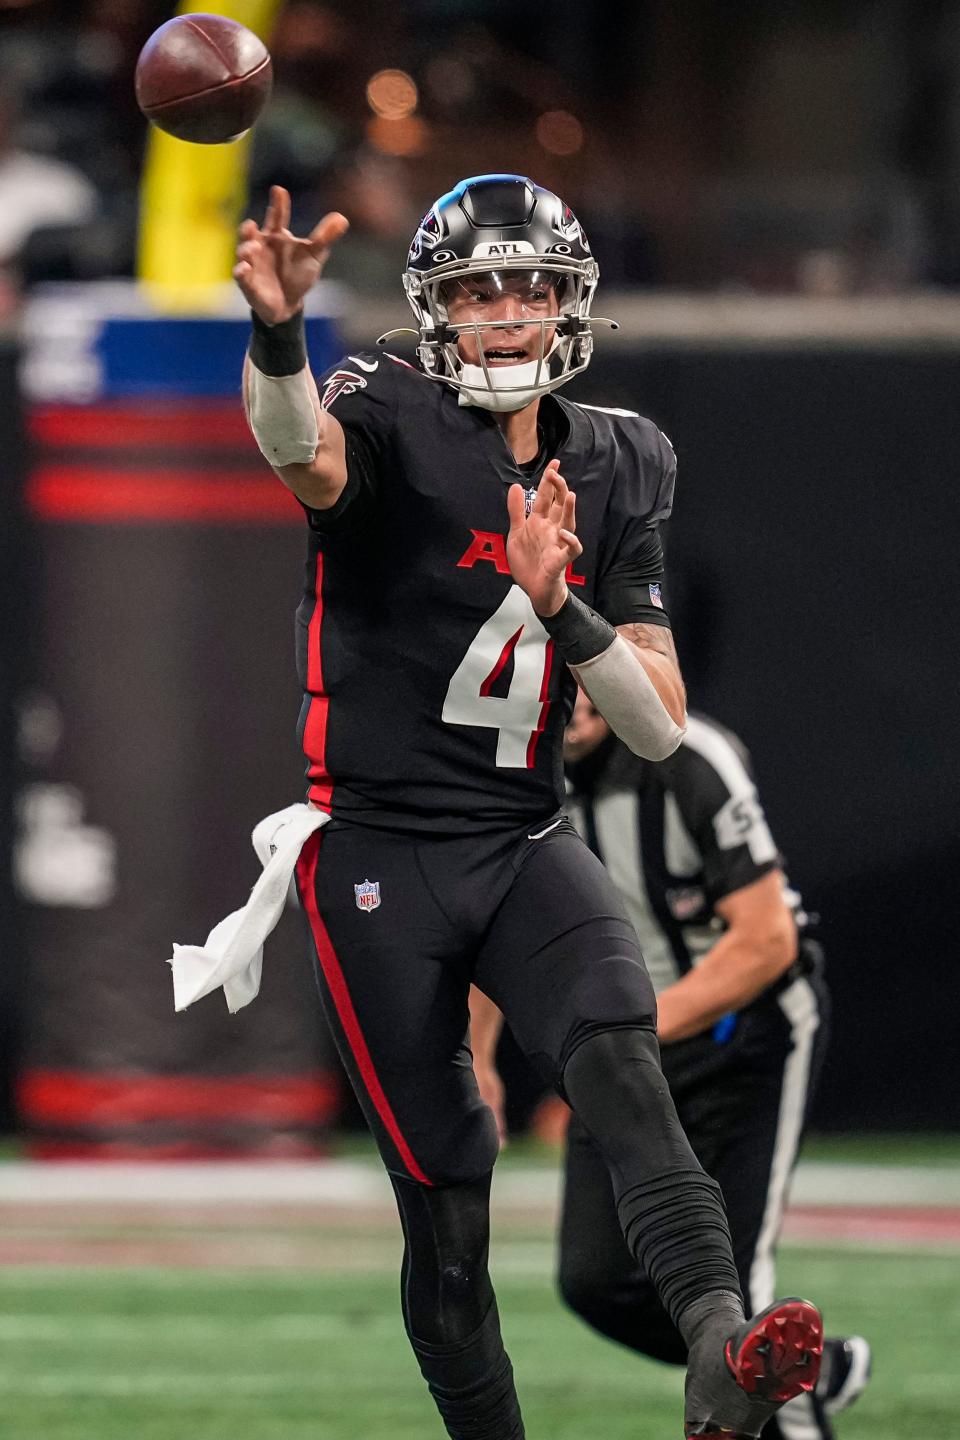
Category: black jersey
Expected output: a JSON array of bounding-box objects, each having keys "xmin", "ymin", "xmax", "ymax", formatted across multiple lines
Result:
[
  {"xmin": 566, "ymin": 713, "xmax": 808, "ymax": 992},
  {"xmin": 295, "ymin": 351, "xmax": 676, "ymax": 832}
]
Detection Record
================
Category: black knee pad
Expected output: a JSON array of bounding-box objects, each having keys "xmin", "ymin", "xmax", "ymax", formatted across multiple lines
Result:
[
  {"xmin": 391, "ymin": 1172, "xmax": 496, "ymax": 1347},
  {"xmin": 562, "ymin": 1023, "xmax": 674, "ymax": 1138},
  {"xmin": 565, "ymin": 1017, "xmax": 661, "ymax": 1076},
  {"xmin": 562, "ymin": 1025, "xmax": 703, "ymax": 1196}
]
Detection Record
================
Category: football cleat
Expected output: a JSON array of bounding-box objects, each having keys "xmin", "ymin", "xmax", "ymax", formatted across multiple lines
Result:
[
  {"xmin": 818, "ymin": 1334, "xmax": 872, "ymax": 1417},
  {"xmin": 684, "ymin": 1297, "xmax": 824, "ymax": 1438},
  {"xmin": 726, "ymin": 1297, "xmax": 824, "ymax": 1403}
]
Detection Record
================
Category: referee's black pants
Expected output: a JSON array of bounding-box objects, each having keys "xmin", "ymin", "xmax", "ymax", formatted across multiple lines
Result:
[{"xmin": 558, "ymin": 956, "xmax": 831, "ymax": 1440}]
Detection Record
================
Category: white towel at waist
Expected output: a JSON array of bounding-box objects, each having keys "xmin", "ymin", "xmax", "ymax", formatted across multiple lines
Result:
[{"xmin": 169, "ymin": 802, "xmax": 329, "ymax": 1014}]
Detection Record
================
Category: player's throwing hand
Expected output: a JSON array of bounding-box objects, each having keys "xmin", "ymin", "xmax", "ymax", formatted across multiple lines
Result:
[
  {"xmin": 506, "ymin": 459, "xmax": 582, "ymax": 618},
  {"xmin": 233, "ymin": 184, "xmax": 349, "ymax": 326}
]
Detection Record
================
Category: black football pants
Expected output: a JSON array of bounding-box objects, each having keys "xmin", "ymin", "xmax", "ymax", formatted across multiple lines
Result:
[
  {"xmin": 295, "ymin": 814, "xmax": 664, "ymax": 1186},
  {"xmin": 558, "ymin": 962, "xmax": 831, "ymax": 1440},
  {"xmin": 295, "ymin": 815, "xmax": 742, "ymax": 1439}
]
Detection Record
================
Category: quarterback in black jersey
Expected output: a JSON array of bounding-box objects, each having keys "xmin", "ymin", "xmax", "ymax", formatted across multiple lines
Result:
[{"xmin": 233, "ymin": 173, "xmax": 823, "ymax": 1439}]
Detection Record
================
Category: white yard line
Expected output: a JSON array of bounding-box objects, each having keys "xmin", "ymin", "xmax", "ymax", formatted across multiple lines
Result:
[
  {"xmin": 0, "ymin": 1161, "xmax": 391, "ymax": 1205},
  {"xmin": 789, "ymin": 1162, "xmax": 960, "ymax": 1207},
  {"xmin": 0, "ymin": 1159, "xmax": 957, "ymax": 1207}
]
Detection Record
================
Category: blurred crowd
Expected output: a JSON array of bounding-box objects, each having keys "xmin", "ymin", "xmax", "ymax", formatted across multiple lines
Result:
[{"xmin": 0, "ymin": 0, "xmax": 958, "ymax": 315}]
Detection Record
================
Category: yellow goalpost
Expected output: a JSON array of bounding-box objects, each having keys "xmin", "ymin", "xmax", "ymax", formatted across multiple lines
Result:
[{"xmin": 137, "ymin": 0, "xmax": 285, "ymax": 311}]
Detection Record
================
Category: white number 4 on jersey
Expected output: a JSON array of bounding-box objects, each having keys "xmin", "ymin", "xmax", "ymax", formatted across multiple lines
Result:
[{"xmin": 442, "ymin": 587, "xmax": 552, "ymax": 768}]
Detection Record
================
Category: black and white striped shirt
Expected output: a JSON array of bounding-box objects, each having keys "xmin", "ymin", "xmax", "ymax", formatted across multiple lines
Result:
[{"xmin": 566, "ymin": 712, "xmax": 807, "ymax": 994}]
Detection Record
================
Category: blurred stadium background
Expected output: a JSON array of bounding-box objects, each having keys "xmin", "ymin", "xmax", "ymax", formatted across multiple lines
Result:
[{"xmin": 0, "ymin": 1, "xmax": 958, "ymax": 1436}]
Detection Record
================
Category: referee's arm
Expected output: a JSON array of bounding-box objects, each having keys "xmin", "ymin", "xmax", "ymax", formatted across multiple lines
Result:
[
  {"xmin": 654, "ymin": 716, "xmax": 797, "ymax": 1044},
  {"xmin": 655, "ymin": 871, "xmax": 796, "ymax": 1043}
]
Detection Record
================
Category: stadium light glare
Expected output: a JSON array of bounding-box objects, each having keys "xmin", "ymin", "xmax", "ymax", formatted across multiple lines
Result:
[
  {"xmin": 366, "ymin": 69, "xmax": 419, "ymax": 121},
  {"xmin": 536, "ymin": 110, "xmax": 584, "ymax": 157}
]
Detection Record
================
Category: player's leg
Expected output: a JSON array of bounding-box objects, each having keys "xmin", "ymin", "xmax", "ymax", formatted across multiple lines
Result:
[
  {"xmin": 476, "ymin": 820, "xmax": 742, "ymax": 1341},
  {"xmin": 390, "ymin": 1172, "xmax": 524, "ymax": 1440},
  {"xmin": 702, "ymin": 986, "xmax": 823, "ymax": 1440},
  {"xmin": 559, "ymin": 953, "xmax": 861, "ymax": 1440},
  {"xmin": 699, "ymin": 964, "xmax": 865, "ymax": 1440},
  {"xmin": 557, "ymin": 1119, "xmax": 831, "ymax": 1434},
  {"xmin": 558, "ymin": 1109, "xmax": 687, "ymax": 1362},
  {"xmin": 556, "ymin": 1028, "xmax": 800, "ymax": 1370},
  {"xmin": 475, "ymin": 822, "xmax": 822, "ymax": 1437},
  {"xmin": 295, "ymin": 824, "xmax": 522, "ymax": 1440}
]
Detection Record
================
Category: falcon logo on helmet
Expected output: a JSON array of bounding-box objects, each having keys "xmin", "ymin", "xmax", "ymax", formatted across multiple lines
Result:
[
  {"xmin": 407, "ymin": 206, "xmax": 444, "ymax": 264},
  {"xmin": 377, "ymin": 174, "xmax": 617, "ymax": 413},
  {"xmin": 557, "ymin": 203, "xmax": 590, "ymax": 250}
]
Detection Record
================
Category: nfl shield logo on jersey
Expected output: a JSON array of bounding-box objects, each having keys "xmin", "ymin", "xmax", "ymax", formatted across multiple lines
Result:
[
  {"xmin": 354, "ymin": 878, "xmax": 381, "ymax": 912},
  {"xmin": 649, "ymin": 582, "xmax": 663, "ymax": 609},
  {"xmin": 524, "ymin": 487, "xmax": 537, "ymax": 517}
]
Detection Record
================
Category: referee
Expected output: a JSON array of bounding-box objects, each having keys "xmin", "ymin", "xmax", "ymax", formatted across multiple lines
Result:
[{"xmin": 471, "ymin": 693, "xmax": 871, "ymax": 1440}]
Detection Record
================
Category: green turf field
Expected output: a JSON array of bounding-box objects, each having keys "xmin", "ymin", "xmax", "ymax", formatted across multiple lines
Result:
[
  {"xmin": 1, "ymin": 1137, "xmax": 956, "ymax": 1437},
  {"xmin": 0, "ymin": 1243, "xmax": 955, "ymax": 1439}
]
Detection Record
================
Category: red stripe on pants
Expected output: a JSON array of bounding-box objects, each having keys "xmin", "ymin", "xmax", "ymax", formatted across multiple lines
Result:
[{"xmin": 295, "ymin": 832, "xmax": 432, "ymax": 1186}]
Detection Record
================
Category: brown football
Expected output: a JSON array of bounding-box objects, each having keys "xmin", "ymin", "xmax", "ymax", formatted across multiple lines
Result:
[{"xmin": 135, "ymin": 13, "xmax": 272, "ymax": 145}]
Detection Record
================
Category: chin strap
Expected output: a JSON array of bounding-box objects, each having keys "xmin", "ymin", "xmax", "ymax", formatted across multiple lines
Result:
[{"xmin": 456, "ymin": 358, "xmax": 548, "ymax": 412}]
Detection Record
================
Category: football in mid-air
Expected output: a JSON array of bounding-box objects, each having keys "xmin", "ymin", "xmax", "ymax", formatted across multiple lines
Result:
[{"xmin": 135, "ymin": 13, "xmax": 272, "ymax": 145}]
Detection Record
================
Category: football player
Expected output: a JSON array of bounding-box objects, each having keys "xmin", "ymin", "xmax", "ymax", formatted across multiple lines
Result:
[
  {"xmin": 233, "ymin": 173, "xmax": 823, "ymax": 1439},
  {"xmin": 471, "ymin": 692, "xmax": 872, "ymax": 1439}
]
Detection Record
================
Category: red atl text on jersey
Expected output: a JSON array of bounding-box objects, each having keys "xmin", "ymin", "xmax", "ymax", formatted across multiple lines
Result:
[{"xmin": 457, "ymin": 530, "xmax": 586, "ymax": 586}]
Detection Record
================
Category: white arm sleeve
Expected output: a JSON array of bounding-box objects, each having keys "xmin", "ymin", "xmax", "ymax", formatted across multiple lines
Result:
[
  {"xmin": 246, "ymin": 362, "xmax": 320, "ymax": 468},
  {"xmin": 571, "ymin": 634, "xmax": 686, "ymax": 761}
]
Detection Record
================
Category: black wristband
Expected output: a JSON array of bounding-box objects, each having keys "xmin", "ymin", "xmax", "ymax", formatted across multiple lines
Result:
[
  {"xmin": 249, "ymin": 309, "xmax": 307, "ymax": 377},
  {"xmin": 538, "ymin": 592, "xmax": 617, "ymax": 665}
]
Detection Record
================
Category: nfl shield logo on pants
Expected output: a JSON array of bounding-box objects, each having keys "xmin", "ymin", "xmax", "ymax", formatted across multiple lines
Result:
[{"xmin": 354, "ymin": 878, "xmax": 381, "ymax": 912}]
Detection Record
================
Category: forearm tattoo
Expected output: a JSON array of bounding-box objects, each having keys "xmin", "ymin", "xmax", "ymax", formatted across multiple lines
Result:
[{"xmin": 617, "ymin": 622, "xmax": 680, "ymax": 666}]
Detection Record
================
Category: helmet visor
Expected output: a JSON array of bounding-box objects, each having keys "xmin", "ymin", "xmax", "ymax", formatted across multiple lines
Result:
[{"xmin": 436, "ymin": 268, "xmax": 575, "ymax": 323}]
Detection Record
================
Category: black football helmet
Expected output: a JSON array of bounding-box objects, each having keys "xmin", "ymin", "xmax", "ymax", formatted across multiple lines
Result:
[{"xmin": 379, "ymin": 174, "xmax": 614, "ymax": 410}]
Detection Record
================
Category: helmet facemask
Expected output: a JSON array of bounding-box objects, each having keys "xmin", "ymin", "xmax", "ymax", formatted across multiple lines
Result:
[{"xmin": 402, "ymin": 255, "xmax": 600, "ymax": 412}]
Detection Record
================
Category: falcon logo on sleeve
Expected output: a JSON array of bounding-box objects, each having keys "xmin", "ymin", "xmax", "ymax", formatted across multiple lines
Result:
[{"xmin": 321, "ymin": 370, "xmax": 368, "ymax": 411}]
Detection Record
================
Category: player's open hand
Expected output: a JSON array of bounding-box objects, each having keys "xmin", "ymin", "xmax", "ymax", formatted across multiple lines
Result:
[
  {"xmin": 233, "ymin": 185, "xmax": 349, "ymax": 325},
  {"xmin": 506, "ymin": 459, "xmax": 582, "ymax": 618}
]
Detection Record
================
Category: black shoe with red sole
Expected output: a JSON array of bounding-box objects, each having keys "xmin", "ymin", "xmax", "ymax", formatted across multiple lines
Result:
[
  {"xmin": 685, "ymin": 1297, "xmax": 824, "ymax": 1437},
  {"xmin": 727, "ymin": 1298, "xmax": 824, "ymax": 1404}
]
